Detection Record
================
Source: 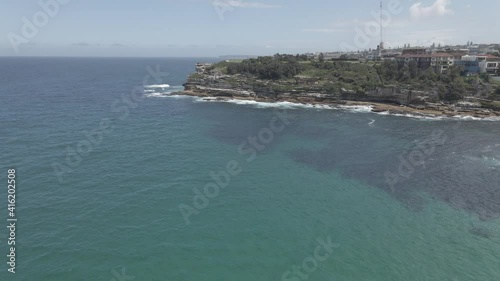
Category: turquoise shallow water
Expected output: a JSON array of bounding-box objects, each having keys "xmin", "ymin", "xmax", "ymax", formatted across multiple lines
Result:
[{"xmin": 1, "ymin": 58, "xmax": 500, "ymax": 281}]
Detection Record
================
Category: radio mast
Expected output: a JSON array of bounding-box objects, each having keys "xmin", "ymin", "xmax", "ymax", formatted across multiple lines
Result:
[{"xmin": 379, "ymin": 1, "xmax": 384, "ymax": 57}]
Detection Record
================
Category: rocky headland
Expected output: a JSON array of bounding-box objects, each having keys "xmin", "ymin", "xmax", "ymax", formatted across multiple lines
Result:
[{"xmin": 173, "ymin": 58, "xmax": 500, "ymax": 119}]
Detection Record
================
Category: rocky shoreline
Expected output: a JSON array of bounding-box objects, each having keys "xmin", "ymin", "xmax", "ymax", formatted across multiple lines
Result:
[
  {"xmin": 169, "ymin": 61, "xmax": 500, "ymax": 120},
  {"xmin": 172, "ymin": 89, "xmax": 500, "ymax": 119}
]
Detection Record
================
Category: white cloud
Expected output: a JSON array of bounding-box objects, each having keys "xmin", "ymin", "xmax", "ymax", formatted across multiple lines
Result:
[{"xmin": 410, "ymin": 0, "xmax": 454, "ymax": 20}]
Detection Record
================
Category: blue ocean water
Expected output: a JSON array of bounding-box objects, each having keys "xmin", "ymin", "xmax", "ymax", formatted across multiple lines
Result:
[{"xmin": 1, "ymin": 57, "xmax": 500, "ymax": 281}]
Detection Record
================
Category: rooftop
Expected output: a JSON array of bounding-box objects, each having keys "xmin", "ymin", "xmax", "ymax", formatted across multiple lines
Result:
[{"xmin": 476, "ymin": 54, "xmax": 499, "ymax": 59}]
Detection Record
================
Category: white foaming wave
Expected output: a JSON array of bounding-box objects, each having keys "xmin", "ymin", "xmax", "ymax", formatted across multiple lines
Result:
[
  {"xmin": 144, "ymin": 84, "xmax": 170, "ymax": 88},
  {"xmin": 343, "ymin": 106, "xmax": 500, "ymax": 121},
  {"xmin": 481, "ymin": 117, "xmax": 500, "ymax": 122},
  {"xmin": 163, "ymin": 95, "xmax": 193, "ymax": 99},
  {"xmin": 402, "ymin": 114, "xmax": 446, "ymax": 121},
  {"xmin": 373, "ymin": 108, "xmax": 500, "ymax": 121},
  {"xmin": 378, "ymin": 112, "xmax": 500, "ymax": 122},
  {"xmin": 451, "ymin": 115, "xmax": 500, "ymax": 122},
  {"xmin": 145, "ymin": 93, "xmax": 500, "ymax": 121},
  {"xmin": 416, "ymin": 115, "xmax": 447, "ymax": 121},
  {"xmin": 193, "ymin": 98, "xmax": 335, "ymax": 110},
  {"xmin": 250, "ymin": 101, "xmax": 334, "ymax": 110},
  {"xmin": 144, "ymin": 86, "xmax": 185, "ymax": 98},
  {"xmin": 375, "ymin": 111, "xmax": 447, "ymax": 121},
  {"xmin": 144, "ymin": 92, "xmax": 169, "ymax": 98},
  {"xmin": 144, "ymin": 92, "xmax": 193, "ymax": 99},
  {"xmin": 311, "ymin": 104, "xmax": 336, "ymax": 110},
  {"xmin": 338, "ymin": 105, "xmax": 373, "ymax": 113},
  {"xmin": 452, "ymin": 115, "xmax": 482, "ymax": 121}
]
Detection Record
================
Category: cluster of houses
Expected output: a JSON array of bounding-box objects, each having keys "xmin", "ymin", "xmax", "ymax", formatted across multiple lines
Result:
[
  {"xmin": 395, "ymin": 47, "xmax": 499, "ymax": 76},
  {"xmin": 311, "ymin": 43, "xmax": 500, "ymax": 77}
]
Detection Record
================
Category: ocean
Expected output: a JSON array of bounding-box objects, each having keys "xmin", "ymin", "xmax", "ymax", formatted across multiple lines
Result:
[{"xmin": 1, "ymin": 57, "xmax": 500, "ymax": 281}]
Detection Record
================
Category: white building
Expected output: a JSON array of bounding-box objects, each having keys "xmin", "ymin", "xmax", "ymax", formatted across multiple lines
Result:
[{"xmin": 479, "ymin": 61, "xmax": 500, "ymax": 75}]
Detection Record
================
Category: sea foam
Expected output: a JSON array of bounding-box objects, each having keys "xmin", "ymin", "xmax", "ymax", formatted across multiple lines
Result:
[
  {"xmin": 338, "ymin": 105, "xmax": 373, "ymax": 113},
  {"xmin": 146, "ymin": 93, "xmax": 500, "ymax": 122},
  {"xmin": 144, "ymin": 84, "xmax": 170, "ymax": 88},
  {"xmin": 193, "ymin": 98, "xmax": 335, "ymax": 110}
]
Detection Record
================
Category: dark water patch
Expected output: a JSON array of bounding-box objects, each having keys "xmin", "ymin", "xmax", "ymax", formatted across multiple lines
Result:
[
  {"xmin": 288, "ymin": 147, "xmax": 337, "ymax": 172},
  {"xmin": 290, "ymin": 125, "xmax": 338, "ymax": 139},
  {"xmin": 419, "ymin": 156, "xmax": 500, "ymax": 221},
  {"xmin": 206, "ymin": 124, "xmax": 262, "ymax": 146},
  {"xmin": 396, "ymin": 190, "xmax": 425, "ymax": 212},
  {"xmin": 304, "ymin": 150, "xmax": 499, "ymax": 220},
  {"xmin": 287, "ymin": 127, "xmax": 500, "ymax": 220},
  {"xmin": 469, "ymin": 224, "xmax": 494, "ymax": 239}
]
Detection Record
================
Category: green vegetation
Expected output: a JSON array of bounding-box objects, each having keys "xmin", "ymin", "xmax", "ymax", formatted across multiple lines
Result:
[
  {"xmin": 227, "ymin": 55, "xmax": 304, "ymax": 80},
  {"xmin": 189, "ymin": 73, "xmax": 205, "ymax": 80},
  {"xmin": 493, "ymin": 87, "xmax": 500, "ymax": 100},
  {"xmin": 480, "ymin": 73, "xmax": 491, "ymax": 83},
  {"xmin": 440, "ymin": 79, "xmax": 466, "ymax": 102},
  {"xmin": 213, "ymin": 53, "xmax": 494, "ymax": 102},
  {"xmin": 219, "ymin": 54, "xmax": 381, "ymax": 93}
]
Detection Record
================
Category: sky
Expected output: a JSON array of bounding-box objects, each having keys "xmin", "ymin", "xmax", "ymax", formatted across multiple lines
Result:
[{"xmin": 0, "ymin": 0, "xmax": 498, "ymax": 57}]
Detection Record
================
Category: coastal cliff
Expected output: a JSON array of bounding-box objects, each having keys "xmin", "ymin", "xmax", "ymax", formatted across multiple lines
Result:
[{"xmin": 176, "ymin": 57, "xmax": 500, "ymax": 118}]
